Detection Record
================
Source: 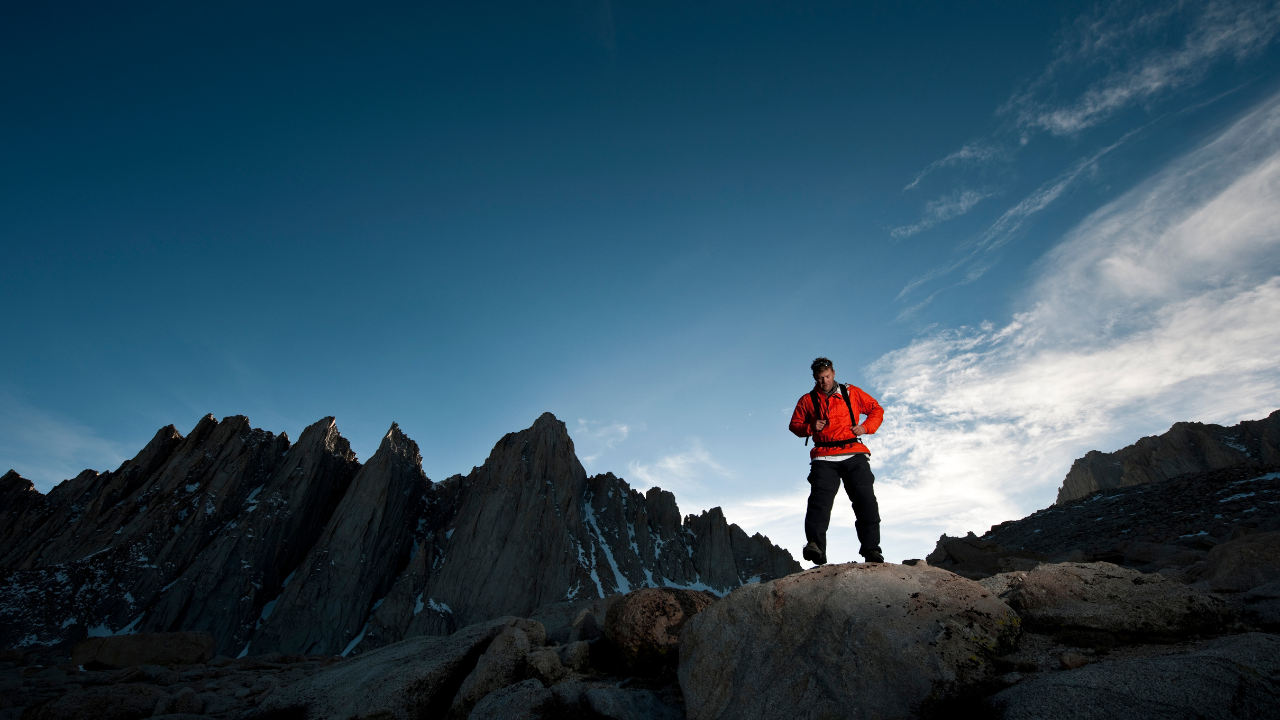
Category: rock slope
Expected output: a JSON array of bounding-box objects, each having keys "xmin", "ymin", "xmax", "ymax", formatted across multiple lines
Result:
[
  {"xmin": 1055, "ymin": 409, "xmax": 1280, "ymax": 504},
  {"xmin": 0, "ymin": 412, "xmax": 798, "ymax": 657},
  {"xmin": 928, "ymin": 466, "xmax": 1280, "ymax": 582}
]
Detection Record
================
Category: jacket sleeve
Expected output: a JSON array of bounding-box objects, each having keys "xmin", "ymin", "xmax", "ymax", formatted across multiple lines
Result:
[
  {"xmin": 789, "ymin": 395, "xmax": 813, "ymax": 438},
  {"xmin": 854, "ymin": 387, "xmax": 884, "ymax": 434}
]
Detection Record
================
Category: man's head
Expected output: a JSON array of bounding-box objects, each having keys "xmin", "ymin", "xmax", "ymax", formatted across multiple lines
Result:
[{"xmin": 811, "ymin": 357, "xmax": 835, "ymax": 394}]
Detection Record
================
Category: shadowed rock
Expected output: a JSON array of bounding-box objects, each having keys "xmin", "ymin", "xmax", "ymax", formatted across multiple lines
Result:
[
  {"xmin": 0, "ymin": 470, "xmax": 43, "ymax": 553},
  {"xmin": 0, "ymin": 412, "xmax": 797, "ymax": 656},
  {"xmin": 0, "ymin": 416, "xmax": 289, "ymax": 647},
  {"xmin": 980, "ymin": 562, "xmax": 1235, "ymax": 641},
  {"xmin": 251, "ymin": 423, "xmax": 428, "ymax": 656},
  {"xmin": 679, "ymin": 562, "xmax": 1021, "ymax": 720},
  {"xmin": 70, "ymin": 632, "xmax": 215, "ymax": 669},
  {"xmin": 1187, "ymin": 530, "xmax": 1280, "ymax": 593},
  {"xmin": 989, "ymin": 633, "xmax": 1280, "ymax": 719},
  {"xmin": 139, "ymin": 417, "xmax": 361, "ymax": 655},
  {"xmin": 449, "ymin": 620, "xmax": 544, "ymax": 717},
  {"xmin": 358, "ymin": 414, "xmax": 798, "ymax": 651},
  {"xmin": 254, "ymin": 617, "xmax": 523, "ymax": 720},
  {"xmin": 604, "ymin": 587, "xmax": 716, "ymax": 673},
  {"xmin": 22, "ymin": 682, "xmax": 167, "ymax": 720}
]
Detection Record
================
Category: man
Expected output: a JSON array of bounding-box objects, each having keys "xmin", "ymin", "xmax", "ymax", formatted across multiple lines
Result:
[{"xmin": 788, "ymin": 357, "xmax": 885, "ymax": 565}]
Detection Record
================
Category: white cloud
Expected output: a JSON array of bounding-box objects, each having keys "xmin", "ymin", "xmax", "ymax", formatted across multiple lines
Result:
[
  {"xmin": 904, "ymin": 144, "xmax": 1005, "ymax": 190},
  {"xmin": 864, "ymin": 89, "xmax": 1280, "ymax": 562},
  {"xmin": 1007, "ymin": 0, "xmax": 1280, "ymax": 136},
  {"xmin": 891, "ymin": 189, "xmax": 993, "ymax": 240},
  {"xmin": 574, "ymin": 418, "xmax": 630, "ymax": 466},
  {"xmin": 628, "ymin": 441, "xmax": 728, "ymax": 496},
  {"xmin": 896, "ymin": 133, "xmax": 1134, "ymax": 302},
  {"xmin": 0, "ymin": 392, "xmax": 128, "ymax": 494},
  {"xmin": 898, "ymin": 1, "xmax": 1278, "ymax": 298}
]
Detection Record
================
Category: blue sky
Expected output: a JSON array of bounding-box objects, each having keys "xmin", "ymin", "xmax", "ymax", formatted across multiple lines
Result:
[{"xmin": 4, "ymin": 0, "xmax": 1280, "ymax": 563}]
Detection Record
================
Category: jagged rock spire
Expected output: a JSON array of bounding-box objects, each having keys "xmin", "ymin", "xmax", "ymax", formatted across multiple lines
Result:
[{"xmin": 0, "ymin": 412, "xmax": 798, "ymax": 654}]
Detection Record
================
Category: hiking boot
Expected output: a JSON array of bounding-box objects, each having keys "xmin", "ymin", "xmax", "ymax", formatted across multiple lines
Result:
[
  {"xmin": 802, "ymin": 541, "xmax": 826, "ymax": 566},
  {"xmin": 863, "ymin": 551, "xmax": 885, "ymax": 563}
]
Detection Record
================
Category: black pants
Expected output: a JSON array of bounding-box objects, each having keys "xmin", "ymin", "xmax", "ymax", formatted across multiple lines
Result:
[{"xmin": 805, "ymin": 454, "xmax": 881, "ymax": 557}]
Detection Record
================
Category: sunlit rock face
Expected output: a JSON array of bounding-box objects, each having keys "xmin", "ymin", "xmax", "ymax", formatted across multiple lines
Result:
[
  {"xmin": 1055, "ymin": 409, "xmax": 1280, "ymax": 504},
  {"xmin": 0, "ymin": 412, "xmax": 798, "ymax": 656}
]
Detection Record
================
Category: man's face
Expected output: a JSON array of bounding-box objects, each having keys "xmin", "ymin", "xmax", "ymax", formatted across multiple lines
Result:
[{"xmin": 813, "ymin": 367, "xmax": 835, "ymax": 394}]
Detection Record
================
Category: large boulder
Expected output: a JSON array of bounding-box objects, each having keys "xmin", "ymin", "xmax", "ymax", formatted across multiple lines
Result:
[
  {"xmin": 531, "ymin": 595, "xmax": 621, "ymax": 645},
  {"xmin": 980, "ymin": 562, "xmax": 1234, "ymax": 641},
  {"xmin": 450, "ymin": 620, "xmax": 544, "ymax": 717},
  {"xmin": 70, "ymin": 632, "xmax": 216, "ymax": 669},
  {"xmin": 604, "ymin": 587, "xmax": 716, "ymax": 673},
  {"xmin": 254, "ymin": 617, "xmax": 521, "ymax": 720},
  {"xmin": 467, "ymin": 679, "xmax": 555, "ymax": 720},
  {"xmin": 988, "ymin": 632, "xmax": 1280, "ymax": 719},
  {"xmin": 1242, "ymin": 580, "xmax": 1280, "ymax": 630},
  {"xmin": 1189, "ymin": 531, "xmax": 1280, "ymax": 593},
  {"xmin": 585, "ymin": 687, "xmax": 684, "ymax": 720},
  {"xmin": 679, "ymin": 562, "xmax": 1021, "ymax": 720}
]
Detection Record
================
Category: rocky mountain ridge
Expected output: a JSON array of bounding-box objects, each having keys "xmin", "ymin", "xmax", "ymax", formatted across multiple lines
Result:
[
  {"xmin": 1055, "ymin": 409, "xmax": 1280, "ymax": 504},
  {"xmin": 0, "ymin": 412, "xmax": 798, "ymax": 656}
]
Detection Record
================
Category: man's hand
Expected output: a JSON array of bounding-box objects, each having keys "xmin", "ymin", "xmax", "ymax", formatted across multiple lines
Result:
[
  {"xmin": 813, "ymin": 419, "xmax": 827, "ymax": 432},
  {"xmin": 853, "ymin": 424, "xmax": 866, "ymax": 436}
]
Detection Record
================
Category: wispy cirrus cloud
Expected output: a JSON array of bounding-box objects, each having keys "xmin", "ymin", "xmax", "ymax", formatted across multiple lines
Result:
[
  {"xmin": 896, "ymin": 131, "xmax": 1136, "ymax": 303},
  {"xmin": 628, "ymin": 440, "xmax": 728, "ymax": 496},
  {"xmin": 574, "ymin": 418, "xmax": 631, "ymax": 466},
  {"xmin": 895, "ymin": 0, "xmax": 1279, "ymax": 297},
  {"xmin": 865, "ymin": 89, "xmax": 1280, "ymax": 561},
  {"xmin": 903, "ymin": 143, "xmax": 1005, "ymax": 190},
  {"xmin": 890, "ymin": 189, "xmax": 993, "ymax": 240},
  {"xmin": 1007, "ymin": 0, "xmax": 1280, "ymax": 136}
]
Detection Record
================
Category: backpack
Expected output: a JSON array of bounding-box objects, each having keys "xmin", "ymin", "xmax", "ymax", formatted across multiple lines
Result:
[{"xmin": 805, "ymin": 384, "xmax": 859, "ymax": 448}]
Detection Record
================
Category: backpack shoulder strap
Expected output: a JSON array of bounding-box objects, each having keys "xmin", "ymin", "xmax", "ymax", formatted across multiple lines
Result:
[{"xmin": 839, "ymin": 384, "xmax": 856, "ymax": 426}]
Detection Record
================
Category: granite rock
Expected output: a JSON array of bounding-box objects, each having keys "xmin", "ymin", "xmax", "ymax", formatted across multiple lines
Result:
[
  {"xmin": 679, "ymin": 562, "xmax": 1021, "ymax": 720},
  {"xmin": 980, "ymin": 562, "xmax": 1233, "ymax": 640},
  {"xmin": 603, "ymin": 587, "xmax": 716, "ymax": 673},
  {"xmin": 989, "ymin": 632, "xmax": 1280, "ymax": 719},
  {"xmin": 1055, "ymin": 410, "xmax": 1280, "ymax": 504}
]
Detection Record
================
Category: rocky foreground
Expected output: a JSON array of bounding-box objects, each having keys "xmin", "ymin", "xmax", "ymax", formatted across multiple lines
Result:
[
  {"xmin": 3, "ymin": 548, "xmax": 1278, "ymax": 719},
  {"xmin": 4, "ymin": 410, "xmax": 1280, "ymax": 718}
]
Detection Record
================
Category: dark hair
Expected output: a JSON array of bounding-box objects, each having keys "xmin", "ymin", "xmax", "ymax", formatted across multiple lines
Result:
[{"xmin": 811, "ymin": 357, "xmax": 833, "ymax": 374}]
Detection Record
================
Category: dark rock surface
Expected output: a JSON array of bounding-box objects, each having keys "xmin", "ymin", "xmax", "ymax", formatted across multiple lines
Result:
[
  {"xmin": 1055, "ymin": 409, "xmax": 1280, "ymax": 504},
  {"xmin": 1, "ymin": 412, "xmax": 797, "ymax": 660},
  {"xmin": 929, "ymin": 466, "xmax": 1280, "ymax": 581},
  {"xmin": 1188, "ymin": 530, "xmax": 1280, "ymax": 592},
  {"xmin": 138, "ymin": 417, "xmax": 360, "ymax": 655},
  {"xmin": 70, "ymin": 632, "xmax": 216, "ymax": 669},
  {"xmin": 0, "ymin": 416, "xmax": 338, "ymax": 652},
  {"xmin": 979, "ymin": 562, "xmax": 1234, "ymax": 641},
  {"xmin": 678, "ymin": 562, "xmax": 1021, "ymax": 720},
  {"xmin": 357, "ymin": 415, "xmax": 798, "ymax": 655},
  {"xmin": 249, "ymin": 422, "xmax": 428, "ymax": 657},
  {"xmin": 988, "ymin": 632, "xmax": 1280, "ymax": 719},
  {"xmin": 257, "ymin": 616, "xmax": 519, "ymax": 720},
  {"xmin": 0, "ymin": 646, "xmax": 340, "ymax": 720}
]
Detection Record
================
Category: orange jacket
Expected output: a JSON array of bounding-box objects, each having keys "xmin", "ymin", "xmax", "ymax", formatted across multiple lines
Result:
[{"xmin": 789, "ymin": 384, "xmax": 884, "ymax": 459}]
